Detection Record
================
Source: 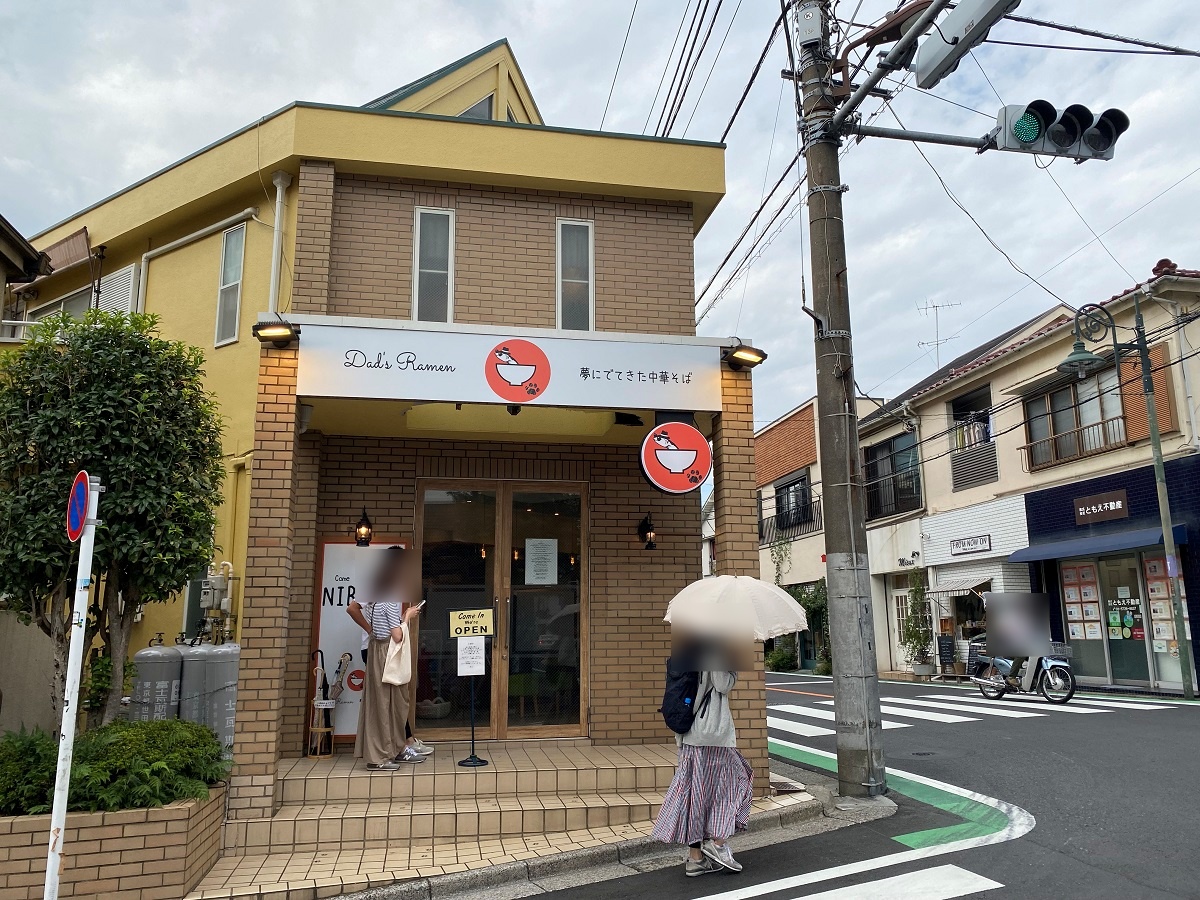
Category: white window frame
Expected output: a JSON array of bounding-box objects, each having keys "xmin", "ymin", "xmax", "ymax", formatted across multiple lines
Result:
[
  {"xmin": 214, "ymin": 223, "xmax": 246, "ymax": 348},
  {"xmin": 458, "ymin": 93, "xmax": 495, "ymax": 119},
  {"xmin": 412, "ymin": 207, "xmax": 456, "ymax": 323},
  {"xmin": 27, "ymin": 285, "xmax": 91, "ymax": 322},
  {"xmin": 556, "ymin": 218, "xmax": 595, "ymax": 331}
]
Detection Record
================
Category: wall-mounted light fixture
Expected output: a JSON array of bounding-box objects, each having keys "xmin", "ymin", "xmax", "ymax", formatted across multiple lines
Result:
[
  {"xmin": 253, "ymin": 318, "xmax": 301, "ymax": 348},
  {"xmin": 480, "ymin": 546, "xmax": 487, "ymax": 559},
  {"xmin": 637, "ymin": 514, "xmax": 656, "ymax": 551},
  {"xmin": 722, "ymin": 339, "xmax": 767, "ymax": 370},
  {"xmin": 355, "ymin": 509, "xmax": 373, "ymax": 547}
]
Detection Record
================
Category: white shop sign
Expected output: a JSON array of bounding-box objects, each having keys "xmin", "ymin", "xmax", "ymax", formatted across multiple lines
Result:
[
  {"xmin": 295, "ymin": 324, "xmax": 723, "ymax": 411},
  {"xmin": 316, "ymin": 542, "xmax": 405, "ymax": 738}
]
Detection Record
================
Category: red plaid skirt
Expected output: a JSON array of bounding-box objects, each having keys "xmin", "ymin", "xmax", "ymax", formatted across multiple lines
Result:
[{"xmin": 651, "ymin": 744, "xmax": 754, "ymax": 845}]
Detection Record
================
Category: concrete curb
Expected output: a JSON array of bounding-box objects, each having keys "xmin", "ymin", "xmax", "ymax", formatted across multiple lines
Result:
[{"xmin": 341, "ymin": 796, "xmax": 831, "ymax": 900}]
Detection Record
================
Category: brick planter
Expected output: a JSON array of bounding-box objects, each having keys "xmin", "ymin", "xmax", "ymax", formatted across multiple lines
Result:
[{"xmin": 0, "ymin": 785, "xmax": 224, "ymax": 900}]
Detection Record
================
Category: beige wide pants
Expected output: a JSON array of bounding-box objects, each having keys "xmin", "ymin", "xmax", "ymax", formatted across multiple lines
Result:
[{"xmin": 354, "ymin": 637, "xmax": 409, "ymax": 765}]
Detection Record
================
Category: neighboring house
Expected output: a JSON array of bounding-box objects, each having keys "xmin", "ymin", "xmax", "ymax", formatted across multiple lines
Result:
[
  {"xmin": 2, "ymin": 39, "xmax": 770, "ymax": 888},
  {"xmin": 701, "ymin": 493, "xmax": 716, "ymax": 575},
  {"xmin": 0, "ymin": 211, "xmax": 51, "ymax": 285}
]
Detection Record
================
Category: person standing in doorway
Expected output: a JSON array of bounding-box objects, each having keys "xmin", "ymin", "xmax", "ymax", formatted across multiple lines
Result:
[
  {"xmin": 349, "ymin": 546, "xmax": 424, "ymax": 769},
  {"xmin": 652, "ymin": 659, "xmax": 753, "ymax": 876}
]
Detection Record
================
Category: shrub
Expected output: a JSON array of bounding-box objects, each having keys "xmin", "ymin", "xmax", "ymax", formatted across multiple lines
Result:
[
  {"xmin": 813, "ymin": 659, "xmax": 833, "ymax": 676},
  {"xmin": 765, "ymin": 644, "xmax": 798, "ymax": 672},
  {"xmin": 0, "ymin": 720, "xmax": 229, "ymax": 816}
]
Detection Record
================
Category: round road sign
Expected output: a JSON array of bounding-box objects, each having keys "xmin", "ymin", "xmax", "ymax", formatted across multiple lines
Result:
[{"xmin": 66, "ymin": 471, "xmax": 89, "ymax": 543}]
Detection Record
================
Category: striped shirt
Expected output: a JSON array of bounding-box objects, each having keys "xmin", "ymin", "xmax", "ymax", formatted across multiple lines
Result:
[{"xmin": 368, "ymin": 601, "xmax": 403, "ymax": 640}]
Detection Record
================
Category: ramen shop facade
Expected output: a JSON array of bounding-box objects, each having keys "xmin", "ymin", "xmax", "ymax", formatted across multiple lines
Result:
[{"xmin": 227, "ymin": 71, "xmax": 771, "ymax": 819}]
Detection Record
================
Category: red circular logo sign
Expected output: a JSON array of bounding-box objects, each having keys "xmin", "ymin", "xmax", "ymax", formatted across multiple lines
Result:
[
  {"xmin": 347, "ymin": 670, "xmax": 366, "ymax": 692},
  {"xmin": 485, "ymin": 339, "xmax": 551, "ymax": 403},
  {"xmin": 640, "ymin": 423, "xmax": 712, "ymax": 494}
]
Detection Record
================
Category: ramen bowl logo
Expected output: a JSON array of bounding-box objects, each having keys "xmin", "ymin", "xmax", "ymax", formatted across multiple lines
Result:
[
  {"xmin": 640, "ymin": 422, "xmax": 712, "ymax": 494},
  {"xmin": 485, "ymin": 339, "xmax": 552, "ymax": 403}
]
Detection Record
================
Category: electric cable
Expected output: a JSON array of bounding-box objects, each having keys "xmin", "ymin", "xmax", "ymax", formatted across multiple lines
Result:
[
  {"xmin": 720, "ymin": 9, "xmax": 785, "ymax": 142},
  {"xmin": 664, "ymin": 0, "xmax": 726, "ymax": 136},
  {"xmin": 683, "ymin": 0, "xmax": 744, "ymax": 137},
  {"xmin": 643, "ymin": 0, "xmax": 696, "ymax": 134},
  {"xmin": 600, "ymin": 0, "xmax": 640, "ymax": 130},
  {"xmin": 656, "ymin": 0, "xmax": 712, "ymax": 136},
  {"xmin": 984, "ymin": 40, "xmax": 1188, "ymax": 56}
]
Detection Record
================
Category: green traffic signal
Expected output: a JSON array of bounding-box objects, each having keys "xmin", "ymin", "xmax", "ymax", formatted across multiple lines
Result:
[{"xmin": 1012, "ymin": 111, "xmax": 1042, "ymax": 144}]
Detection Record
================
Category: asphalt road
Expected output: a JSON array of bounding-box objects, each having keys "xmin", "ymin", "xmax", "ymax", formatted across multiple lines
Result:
[{"xmin": 542, "ymin": 674, "xmax": 1200, "ymax": 899}]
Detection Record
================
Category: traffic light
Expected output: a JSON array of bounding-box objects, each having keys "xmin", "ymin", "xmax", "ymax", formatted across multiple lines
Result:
[
  {"xmin": 915, "ymin": 0, "xmax": 1022, "ymax": 90},
  {"xmin": 994, "ymin": 102, "xmax": 1130, "ymax": 161}
]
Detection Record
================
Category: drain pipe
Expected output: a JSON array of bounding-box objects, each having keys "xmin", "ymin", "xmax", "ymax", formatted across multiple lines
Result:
[
  {"xmin": 136, "ymin": 208, "xmax": 258, "ymax": 312},
  {"xmin": 266, "ymin": 170, "xmax": 292, "ymax": 314}
]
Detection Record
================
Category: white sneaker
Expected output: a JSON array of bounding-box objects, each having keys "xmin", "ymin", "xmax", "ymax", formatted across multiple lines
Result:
[
  {"xmin": 702, "ymin": 840, "xmax": 742, "ymax": 873},
  {"xmin": 395, "ymin": 746, "xmax": 426, "ymax": 764},
  {"xmin": 409, "ymin": 738, "xmax": 435, "ymax": 756}
]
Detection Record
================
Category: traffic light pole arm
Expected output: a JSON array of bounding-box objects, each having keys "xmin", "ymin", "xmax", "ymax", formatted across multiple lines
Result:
[
  {"xmin": 828, "ymin": 0, "xmax": 953, "ymax": 134},
  {"xmin": 844, "ymin": 121, "xmax": 996, "ymax": 150}
]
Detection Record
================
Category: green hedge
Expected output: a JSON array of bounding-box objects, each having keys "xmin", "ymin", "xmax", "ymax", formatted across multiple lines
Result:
[
  {"xmin": 0, "ymin": 720, "xmax": 229, "ymax": 816},
  {"xmin": 765, "ymin": 644, "xmax": 798, "ymax": 672}
]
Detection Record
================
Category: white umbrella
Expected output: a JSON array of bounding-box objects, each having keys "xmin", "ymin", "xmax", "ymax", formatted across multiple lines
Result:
[{"xmin": 664, "ymin": 575, "xmax": 808, "ymax": 642}]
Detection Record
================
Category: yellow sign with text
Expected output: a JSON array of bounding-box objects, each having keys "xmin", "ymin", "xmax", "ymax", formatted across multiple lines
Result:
[{"xmin": 450, "ymin": 609, "xmax": 494, "ymax": 637}]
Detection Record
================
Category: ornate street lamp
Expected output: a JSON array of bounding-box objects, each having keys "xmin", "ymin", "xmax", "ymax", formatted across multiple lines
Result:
[{"xmin": 1057, "ymin": 297, "xmax": 1195, "ymax": 698}]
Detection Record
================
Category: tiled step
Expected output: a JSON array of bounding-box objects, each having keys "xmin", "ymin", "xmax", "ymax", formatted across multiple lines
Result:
[{"xmin": 231, "ymin": 791, "xmax": 667, "ymax": 855}]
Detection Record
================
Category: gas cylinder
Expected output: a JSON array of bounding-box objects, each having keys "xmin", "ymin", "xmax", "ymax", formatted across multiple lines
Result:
[
  {"xmin": 175, "ymin": 638, "xmax": 214, "ymax": 727},
  {"xmin": 206, "ymin": 641, "xmax": 240, "ymax": 758},
  {"xmin": 129, "ymin": 634, "xmax": 182, "ymax": 722}
]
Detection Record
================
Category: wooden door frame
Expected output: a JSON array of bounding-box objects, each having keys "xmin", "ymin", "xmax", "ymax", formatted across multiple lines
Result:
[{"xmin": 413, "ymin": 477, "xmax": 589, "ymax": 741}]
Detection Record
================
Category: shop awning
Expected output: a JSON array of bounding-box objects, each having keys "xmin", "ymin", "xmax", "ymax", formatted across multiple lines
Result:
[
  {"xmin": 1008, "ymin": 524, "xmax": 1188, "ymax": 563},
  {"xmin": 927, "ymin": 576, "xmax": 991, "ymax": 597}
]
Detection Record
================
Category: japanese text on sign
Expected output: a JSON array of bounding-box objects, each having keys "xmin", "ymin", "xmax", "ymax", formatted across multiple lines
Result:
[
  {"xmin": 450, "ymin": 609, "xmax": 494, "ymax": 637},
  {"xmin": 1074, "ymin": 489, "xmax": 1130, "ymax": 526},
  {"xmin": 579, "ymin": 368, "xmax": 693, "ymax": 384}
]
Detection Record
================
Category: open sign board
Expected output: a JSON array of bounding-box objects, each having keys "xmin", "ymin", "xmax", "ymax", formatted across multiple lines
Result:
[{"xmin": 450, "ymin": 609, "xmax": 494, "ymax": 637}]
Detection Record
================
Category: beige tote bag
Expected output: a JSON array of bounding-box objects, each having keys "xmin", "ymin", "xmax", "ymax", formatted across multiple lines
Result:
[{"xmin": 382, "ymin": 621, "xmax": 412, "ymax": 686}]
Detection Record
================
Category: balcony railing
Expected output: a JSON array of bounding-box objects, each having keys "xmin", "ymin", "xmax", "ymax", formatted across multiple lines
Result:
[
  {"xmin": 759, "ymin": 497, "xmax": 823, "ymax": 545},
  {"xmin": 865, "ymin": 469, "xmax": 922, "ymax": 520},
  {"xmin": 0, "ymin": 320, "xmax": 32, "ymax": 344},
  {"xmin": 1020, "ymin": 416, "xmax": 1126, "ymax": 471}
]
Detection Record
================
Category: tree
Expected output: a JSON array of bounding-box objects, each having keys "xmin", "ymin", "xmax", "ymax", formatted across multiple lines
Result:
[
  {"xmin": 901, "ymin": 568, "xmax": 934, "ymax": 667},
  {"xmin": 0, "ymin": 311, "xmax": 224, "ymax": 725},
  {"xmin": 788, "ymin": 578, "xmax": 828, "ymax": 668}
]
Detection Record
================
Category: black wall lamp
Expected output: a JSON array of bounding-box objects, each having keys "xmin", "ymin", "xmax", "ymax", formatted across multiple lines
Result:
[
  {"xmin": 722, "ymin": 340, "xmax": 767, "ymax": 370},
  {"xmin": 637, "ymin": 514, "xmax": 656, "ymax": 551},
  {"xmin": 355, "ymin": 508, "xmax": 373, "ymax": 547},
  {"xmin": 253, "ymin": 318, "xmax": 302, "ymax": 348}
]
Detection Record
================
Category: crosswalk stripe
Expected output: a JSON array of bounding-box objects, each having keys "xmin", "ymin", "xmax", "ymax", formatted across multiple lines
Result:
[
  {"xmin": 767, "ymin": 715, "xmax": 836, "ymax": 738},
  {"xmin": 772, "ymin": 704, "xmax": 911, "ymax": 729},
  {"xmin": 795, "ymin": 864, "xmax": 1003, "ymax": 899},
  {"xmin": 1055, "ymin": 697, "xmax": 1173, "ymax": 711},
  {"xmin": 816, "ymin": 700, "xmax": 979, "ymax": 723},
  {"xmin": 878, "ymin": 697, "xmax": 1045, "ymax": 718},
  {"xmin": 917, "ymin": 693, "xmax": 1108, "ymax": 714}
]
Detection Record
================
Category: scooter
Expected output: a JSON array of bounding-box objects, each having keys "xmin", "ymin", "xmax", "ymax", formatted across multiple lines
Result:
[{"xmin": 968, "ymin": 633, "xmax": 1076, "ymax": 704}]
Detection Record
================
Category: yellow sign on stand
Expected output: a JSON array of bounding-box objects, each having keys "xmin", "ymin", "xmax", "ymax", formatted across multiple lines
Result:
[{"xmin": 450, "ymin": 609, "xmax": 494, "ymax": 637}]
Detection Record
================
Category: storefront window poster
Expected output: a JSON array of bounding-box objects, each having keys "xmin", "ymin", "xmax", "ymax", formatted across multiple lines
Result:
[
  {"xmin": 1080, "ymin": 584, "xmax": 1098, "ymax": 602},
  {"xmin": 1082, "ymin": 602, "xmax": 1101, "ymax": 621},
  {"xmin": 1068, "ymin": 622, "xmax": 1086, "ymax": 640},
  {"xmin": 1144, "ymin": 557, "xmax": 1166, "ymax": 579},
  {"xmin": 1065, "ymin": 604, "xmax": 1083, "ymax": 621},
  {"xmin": 1148, "ymin": 580, "xmax": 1169, "ymax": 600},
  {"xmin": 1061, "ymin": 566, "xmax": 1079, "ymax": 584},
  {"xmin": 1108, "ymin": 626, "xmax": 1123, "ymax": 640},
  {"xmin": 1077, "ymin": 564, "xmax": 1097, "ymax": 583},
  {"xmin": 1150, "ymin": 600, "xmax": 1170, "ymax": 619},
  {"xmin": 1063, "ymin": 585, "xmax": 1080, "ymax": 603},
  {"xmin": 1084, "ymin": 622, "xmax": 1103, "ymax": 640},
  {"xmin": 1153, "ymin": 620, "xmax": 1176, "ymax": 640}
]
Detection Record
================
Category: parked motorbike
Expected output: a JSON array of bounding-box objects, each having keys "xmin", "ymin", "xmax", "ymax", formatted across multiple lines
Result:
[{"xmin": 968, "ymin": 633, "xmax": 1076, "ymax": 704}]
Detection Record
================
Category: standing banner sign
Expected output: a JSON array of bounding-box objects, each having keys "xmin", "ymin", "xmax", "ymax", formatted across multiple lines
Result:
[
  {"xmin": 454, "ymin": 610, "xmax": 492, "ymax": 769},
  {"xmin": 45, "ymin": 472, "xmax": 103, "ymax": 900},
  {"xmin": 316, "ymin": 542, "xmax": 406, "ymax": 738}
]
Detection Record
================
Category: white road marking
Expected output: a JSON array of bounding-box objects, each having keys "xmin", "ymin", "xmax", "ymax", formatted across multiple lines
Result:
[
  {"xmin": 704, "ymin": 739, "xmax": 1034, "ymax": 900},
  {"xmin": 771, "ymin": 704, "xmax": 911, "ymax": 729},
  {"xmin": 794, "ymin": 864, "xmax": 1004, "ymax": 899},
  {"xmin": 917, "ymin": 693, "xmax": 1108, "ymax": 715},
  {"xmin": 1054, "ymin": 697, "xmax": 1173, "ymax": 711},
  {"xmin": 816, "ymin": 700, "xmax": 979, "ymax": 724},
  {"xmin": 878, "ymin": 697, "xmax": 1045, "ymax": 718},
  {"xmin": 767, "ymin": 715, "xmax": 836, "ymax": 738}
]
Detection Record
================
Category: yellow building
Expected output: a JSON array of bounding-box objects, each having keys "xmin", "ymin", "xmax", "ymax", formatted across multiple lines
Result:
[{"xmin": 4, "ymin": 41, "xmax": 779, "ymax": 897}]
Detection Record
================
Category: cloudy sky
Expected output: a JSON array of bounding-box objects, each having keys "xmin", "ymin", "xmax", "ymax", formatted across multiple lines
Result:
[{"xmin": 3, "ymin": 1, "xmax": 1198, "ymax": 430}]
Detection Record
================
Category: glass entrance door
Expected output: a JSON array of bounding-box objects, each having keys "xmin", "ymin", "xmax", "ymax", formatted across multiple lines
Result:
[
  {"xmin": 1098, "ymin": 555, "xmax": 1151, "ymax": 684},
  {"xmin": 416, "ymin": 482, "xmax": 586, "ymax": 739}
]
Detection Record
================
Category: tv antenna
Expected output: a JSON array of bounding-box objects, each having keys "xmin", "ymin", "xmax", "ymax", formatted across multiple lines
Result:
[{"xmin": 917, "ymin": 300, "xmax": 961, "ymax": 369}]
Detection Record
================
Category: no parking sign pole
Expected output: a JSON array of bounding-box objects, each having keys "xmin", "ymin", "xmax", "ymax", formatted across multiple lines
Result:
[{"xmin": 44, "ymin": 471, "xmax": 103, "ymax": 900}]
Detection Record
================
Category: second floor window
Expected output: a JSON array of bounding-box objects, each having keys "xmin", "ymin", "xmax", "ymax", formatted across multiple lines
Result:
[
  {"xmin": 215, "ymin": 224, "xmax": 245, "ymax": 346},
  {"xmin": 557, "ymin": 219, "xmax": 593, "ymax": 331},
  {"xmin": 1023, "ymin": 368, "xmax": 1123, "ymax": 469},
  {"xmin": 775, "ymin": 474, "xmax": 813, "ymax": 527},
  {"xmin": 413, "ymin": 208, "xmax": 454, "ymax": 323},
  {"xmin": 865, "ymin": 430, "xmax": 922, "ymax": 520}
]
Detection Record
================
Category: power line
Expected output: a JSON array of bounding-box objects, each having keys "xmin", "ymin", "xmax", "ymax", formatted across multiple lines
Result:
[
  {"xmin": 642, "ymin": 0, "xmax": 695, "ymax": 135},
  {"xmin": 720, "ymin": 9, "xmax": 785, "ymax": 142},
  {"xmin": 656, "ymin": 0, "xmax": 711, "ymax": 136},
  {"xmin": 1002, "ymin": 12, "xmax": 1200, "ymax": 58},
  {"xmin": 600, "ymin": 0, "xmax": 640, "ymax": 130},
  {"xmin": 663, "ymin": 0, "xmax": 726, "ymax": 136},
  {"xmin": 683, "ymin": 0, "xmax": 744, "ymax": 137},
  {"xmin": 880, "ymin": 77, "xmax": 992, "ymax": 119},
  {"xmin": 985, "ymin": 39, "xmax": 1187, "ymax": 56}
]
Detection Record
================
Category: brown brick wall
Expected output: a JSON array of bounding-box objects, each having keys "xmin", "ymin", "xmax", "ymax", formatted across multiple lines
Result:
[
  {"xmin": 290, "ymin": 160, "xmax": 335, "ymax": 315},
  {"xmin": 755, "ymin": 402, "xmax": 817, "ymax": 488},
  {"xmin": 324, "ymin": 175, "xmax": 697, "ymax": 334},
  {"xmin": 0, "ymin": 786, "xmax": 223, "ymax": 900}
]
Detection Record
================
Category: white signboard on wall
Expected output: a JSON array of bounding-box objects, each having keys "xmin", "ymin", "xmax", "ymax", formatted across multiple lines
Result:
[
  {"xmin": 295, "ymin": 323, "xmax": 724, "ymax": 411},
  {"xmin": 316, "ymin": 542, "xmax": 403, "ymax": 738}
]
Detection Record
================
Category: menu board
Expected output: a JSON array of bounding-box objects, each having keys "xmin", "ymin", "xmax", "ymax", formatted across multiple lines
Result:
[{"xmin": 1062, "ymin": 564, "xmax": 1102, "ymax": 639}]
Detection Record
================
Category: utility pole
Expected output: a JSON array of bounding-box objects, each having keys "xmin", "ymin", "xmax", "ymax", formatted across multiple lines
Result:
[{"xmin": 793, "ymin": 0, "xmax": 886, "ymax": 798}]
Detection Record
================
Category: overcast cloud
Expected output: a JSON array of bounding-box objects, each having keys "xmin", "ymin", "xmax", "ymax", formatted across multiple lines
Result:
[{"xmin": 2, "ymin": 1, "xmax": 1198, "ymax": 430}]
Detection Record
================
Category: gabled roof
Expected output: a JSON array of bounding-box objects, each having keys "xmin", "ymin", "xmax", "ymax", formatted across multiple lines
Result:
[{"xmin": 363, "ymin": 38, "xmax": 543, "ymax": 125}]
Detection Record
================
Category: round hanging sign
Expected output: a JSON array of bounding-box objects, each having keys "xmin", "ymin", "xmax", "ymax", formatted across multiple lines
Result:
[
  {"xmin": 485, "ymin": 339, "xmax": 552, "ymax": 403},
  {"xmin": 66, "ymin": 471, "xmax": 90, "ymax": 543},
  {"xmin": 640, "ymin": 423, "xmax": 712, "ymax": 494}
]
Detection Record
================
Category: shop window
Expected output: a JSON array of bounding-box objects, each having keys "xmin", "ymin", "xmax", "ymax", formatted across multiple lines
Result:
[
  {"xmin": 459, "ymin": 94, "xmax": 494, "ymax": 120},
  {"xmin": 413, "ymin": 208, "xmax": 454, "ymax": 323},
  {"xmin": 864, "ymin": 430, "xmax": 922, "ymax": 520},
  {"xmin": 1021, "ymin": 368, "xmax": 1124, "ymax": 470},
  {"xmin": 557, "ymin": 219, "xmax": 594, "ymax": 331},
  {"xmin": 215, "ymin": 224, "xmax": 245, "ymax": 346}
]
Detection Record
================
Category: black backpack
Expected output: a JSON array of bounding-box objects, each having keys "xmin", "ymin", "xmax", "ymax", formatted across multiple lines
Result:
[{"xmin": 659, "ymin": 657, "xmax": 713, "ymax": 734}]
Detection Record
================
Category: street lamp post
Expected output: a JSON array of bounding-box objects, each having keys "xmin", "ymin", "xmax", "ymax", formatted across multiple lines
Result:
[{"xmin": 1058, "ymin": 294, "xmax": 1196, "ymax": 699}]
